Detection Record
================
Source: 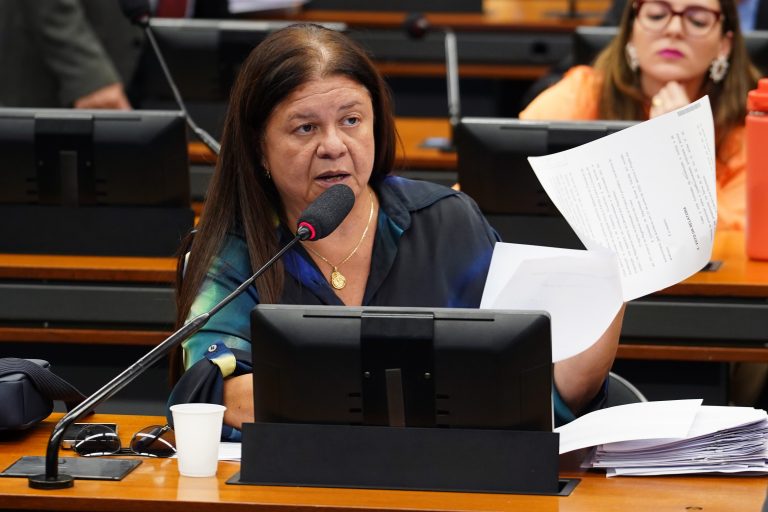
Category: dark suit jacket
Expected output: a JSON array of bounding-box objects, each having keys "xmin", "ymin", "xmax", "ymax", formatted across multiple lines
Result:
[{"xmin": 0, "ymin": 0, "xmax": 144, "ymax": 107}]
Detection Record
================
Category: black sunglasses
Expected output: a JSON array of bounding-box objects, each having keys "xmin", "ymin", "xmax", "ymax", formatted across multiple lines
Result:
[{"xmin": 73, "ymin": 424, "xmax": 176, "ymax": 458}]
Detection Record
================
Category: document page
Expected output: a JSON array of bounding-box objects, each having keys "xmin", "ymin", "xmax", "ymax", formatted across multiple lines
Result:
[
  {"xmin": 555, "ymin": 399, "xmax": 703, "ymax": 454},
  {"xmin": 527, "ymin": 96, "xmax": 716, "ymax": 301},
  {"xmin": 481, "ymin": 244, "xmax": 624, "ymax": 362},
  {"xmin": 482, "ymin": 97, "xmax": 717, "ymax": 361}
]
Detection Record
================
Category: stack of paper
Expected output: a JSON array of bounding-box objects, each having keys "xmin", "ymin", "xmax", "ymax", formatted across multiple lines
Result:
[
  {"xmin": 587, "ymin": 406, "xmax": 768, "ymax": 476},
  {"xmin": 556, "ymin": 399, "xmax": 768, "ymax": 476}
]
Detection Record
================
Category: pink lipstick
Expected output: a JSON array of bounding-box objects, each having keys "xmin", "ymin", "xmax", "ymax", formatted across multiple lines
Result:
[{"xmin": 658, "ymin": 49, "xmax": 684, "ymax": 59}]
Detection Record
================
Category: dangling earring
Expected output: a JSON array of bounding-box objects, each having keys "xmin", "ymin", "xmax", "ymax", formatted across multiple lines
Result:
[
  {"xmin": 261, "ymin": 158, "xmax": 271, "ymax": 180},
  {"xmin": 625, "ymin": 42, "xmax": 639, "ymax": 72},
  {"xmin": 709, "ymin": 55, "xmax": 729, "ymax": 83}
]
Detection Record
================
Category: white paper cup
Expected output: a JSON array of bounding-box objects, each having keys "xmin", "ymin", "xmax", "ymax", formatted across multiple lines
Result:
[{"xmin": 170, "ymin": 403, "xmax": 226, "ymax": 477}]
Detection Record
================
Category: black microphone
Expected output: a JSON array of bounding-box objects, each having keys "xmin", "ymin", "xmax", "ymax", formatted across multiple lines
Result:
[
  {"xmin": 118, "ymin": 0, "xmax": 150, "ymax": 26},
  {"xmin": 403, "ymin": 13, "xmax": 460, "ymax": 152},
  {"xmin": 27, "ymin": 185, "xmax": 353, "ymax": 489},
  {"xmin": 297, "ymin": 184, "xmax": 355, "ymax": 241},
  {"xmin": 118, "ymin": 0, "xmax": 222, "ymax": 155},
  {"xmin": 403, "ymin": 12, "xmax": 430, "ymax": 39}
]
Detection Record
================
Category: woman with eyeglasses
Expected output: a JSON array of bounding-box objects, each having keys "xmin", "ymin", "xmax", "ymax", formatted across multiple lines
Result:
[{"xmin": 520, "ymin": 0, "xmax": 761, "ymax": 231}]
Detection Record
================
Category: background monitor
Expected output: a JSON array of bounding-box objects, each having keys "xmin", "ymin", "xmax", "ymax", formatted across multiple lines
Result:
[
  {"xmin": 251, "ymin": 305, "xmax": 552, "ymax": 431},
  {"xmin": 137, "ymin": 18, "xmax": 346, "ymax": 138},
  {"xmin": 573, "ymin": 26, "xmax": 768, "ymax": 73},
  {"xmin": 571, "ymin": 26, "xmax": 619, "ymax": 66},
  {"xmin": 456, "ymin": 117, "xmax": 636, "ymax": 248},
  {"xmin": 0, "ymin": 108, "xmax": 193, "ymax": 256}
]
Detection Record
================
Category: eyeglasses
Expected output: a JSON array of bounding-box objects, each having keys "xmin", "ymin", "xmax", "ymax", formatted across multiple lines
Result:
[
  {"xmin": 633, "ymin": 1, "xmax": 723, "ymax": 38},
  {"xmin": 73, "ymin": 424, "xmax": 176, "ymax": 458}
]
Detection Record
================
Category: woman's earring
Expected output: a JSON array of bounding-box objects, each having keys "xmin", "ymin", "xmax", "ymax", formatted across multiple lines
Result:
[
  {"xmin": 262, "ymin": 158, "xmax": 271, "ymax": 180},
  {"xmin": 709, "ymin": 55, "xmax": 729, "ymax": 83},
  {"xmin": 625, "ymin": 43, "xmax": 639, "ymax": 72}
]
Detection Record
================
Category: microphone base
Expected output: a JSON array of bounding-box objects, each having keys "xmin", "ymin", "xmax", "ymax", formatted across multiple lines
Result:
[
  {"xmin": 28, "ymin": 473, "xmax": 74, "ymax": 489},
  {"xmin": 2, "ymin": 456, "xmax": 142, "ymax": 488}
]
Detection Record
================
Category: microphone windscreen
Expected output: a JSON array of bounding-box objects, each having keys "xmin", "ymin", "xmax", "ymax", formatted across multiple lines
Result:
[
  {"xmin": 403, "ymin": 12, "xmax": 430, "ymax": 39},
  {"xmin": 119, "ymin": 0, "xmax": 151, "ymax": 25},
  {"xmin": 297, "ymin": 185, "xmax": 355, "ymax": 241}
]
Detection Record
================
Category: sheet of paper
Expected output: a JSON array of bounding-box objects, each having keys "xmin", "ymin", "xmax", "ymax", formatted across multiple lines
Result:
[
  {"xmin": 527, "ymin": 96, "xmax": 716, "ymax": 301},
  {"xmin": 219, "ymin": 442, "xmax": 242, "ymax": 461},
  {"xmin": 607, "ymin": 464, "xmax": 768, "ymax": 476},
  {"xmin": 481, "ymin": 243, "xmax": 623, "ymax": 362},
  {"xmin": 484, "ymin": 98, "xmax": 717, "ymax": 361},
  {"xmin": 554, "ymin": 399, "xmax": 702, "ymax": 455}
]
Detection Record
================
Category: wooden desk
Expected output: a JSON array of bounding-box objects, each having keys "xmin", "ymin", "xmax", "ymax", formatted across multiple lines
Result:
[
  {"xmin": 0, "ymin": 413, "xmax": 764, "ymax": 512},
  {"xmin": 282, "ymin": 0, "xmax": 611, "ymax": 31},
  {"xmin": 258, "ymin": 1, "xmax": 613, "ymax": 81},
  {"xmin": 1, "ymin": 230, "xmax": 767, "ymax": 363},
  {"xmin": 618, "ymin": 230, "xmax": 768, "ymax": 363}
]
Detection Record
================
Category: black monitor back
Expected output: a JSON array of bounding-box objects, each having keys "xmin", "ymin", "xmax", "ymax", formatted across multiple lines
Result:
[
  {"xmin": 142, "ymin": 19, "xmax": 302, "ymax": 102},
  {"xmin": 0, "ymin": 109, "xmax": 189, "ymax": 206},
  {"xmin": 0, "ymin": 108, "xmax": 193, "ymax": 256},
  {"xmin": 137, "ymin": 19, "xmax": 346, "ymax": 138},
  {"xmin": 456, "ymin": 117, "xmax": 635, "ymax": 248},
  {"xmin": 251, "ymin": 305, "xmax": 552, "ymax": 431},
  {"xmin": 572, "ymin": 26, "xmax": 618, "ymax": 66}
]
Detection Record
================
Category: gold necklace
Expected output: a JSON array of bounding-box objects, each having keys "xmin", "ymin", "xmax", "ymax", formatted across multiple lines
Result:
[{"xmin": 303, "ymin": 188, "xmax": 375, "ymax": 290}]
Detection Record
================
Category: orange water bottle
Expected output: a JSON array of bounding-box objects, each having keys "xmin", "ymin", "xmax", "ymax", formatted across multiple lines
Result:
[{"xmin": 746, "ymin": 78, "xmax": 768, "ymax": 260}]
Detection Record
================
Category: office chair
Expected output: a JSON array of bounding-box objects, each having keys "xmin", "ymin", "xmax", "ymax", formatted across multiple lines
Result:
[{"xmin": 604, "ymin": 371, "xmax": 647, "ymax": 407}]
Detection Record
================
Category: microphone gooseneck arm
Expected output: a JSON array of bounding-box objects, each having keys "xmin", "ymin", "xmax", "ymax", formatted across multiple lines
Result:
[
  {"xmin": 403, "ymin": 13, "xmax": 459, "ymax": 152},
  {"xmin": 29, "ymin": 232, "xmax": 306, "ymax": 489},
  {"xmin": 143, "ymin": 24, "xmax": 221, "ymax": 156},
  {"xmin": 444, "ymin": 28, "xmax": 460, "ymax": 133}
]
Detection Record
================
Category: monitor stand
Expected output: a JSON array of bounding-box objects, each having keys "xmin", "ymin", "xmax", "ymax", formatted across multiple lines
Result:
[{"xmin": 230, "ymin": 422, "xmax": 572, "ymax": 495}]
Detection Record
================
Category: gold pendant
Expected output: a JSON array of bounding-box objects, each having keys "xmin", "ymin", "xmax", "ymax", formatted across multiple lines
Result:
[{"xmin": 330, "ymin": 269, "xmax": 346, "ymax": 290}]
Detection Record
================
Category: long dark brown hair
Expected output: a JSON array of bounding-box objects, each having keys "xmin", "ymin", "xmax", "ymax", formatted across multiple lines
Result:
[
  {"xmin": 176, "ymin": 24, "xmax": 397, "ymax": 330},
  {"xmin": 594, "ymin": 0, "xmax": 761, "ymax": 149}
]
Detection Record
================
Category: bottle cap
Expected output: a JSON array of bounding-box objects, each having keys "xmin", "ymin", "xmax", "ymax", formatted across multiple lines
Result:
[{"xmin": 747, "ymin": 78, "xmax": 768, "ymax": 112}]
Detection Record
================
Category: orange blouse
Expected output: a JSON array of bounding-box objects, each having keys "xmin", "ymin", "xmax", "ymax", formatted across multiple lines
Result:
[{"xmin": 519, "ymin": 66, "xmax": 746, "ymax": 231}]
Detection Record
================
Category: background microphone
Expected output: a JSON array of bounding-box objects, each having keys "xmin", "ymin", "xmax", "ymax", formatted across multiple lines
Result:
[
  {"xmin": 403, "ymin": 13, "xmax": 460, "ymax": 152},
  {"xmin": 297, "ymin": 184, "xmax": 355, "ymax": 241},
  {"xmin": 403, "ymin": 12, "xmax": 430, "ymax": 39},
  {"xmin": 118, "ymin": 0, "xmax": 222, "ymax": 155},
  {"xmin": 118, "ymin": 0, "xmax": 150, "ymax": 26},
  {"xmin": 27, "ymin": 185, "xmax": 353, "ymax": 489}
]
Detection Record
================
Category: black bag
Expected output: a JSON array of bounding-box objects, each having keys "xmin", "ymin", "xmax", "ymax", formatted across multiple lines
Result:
[{"xmin": 0, "ymin": 358, "xmax": 86, "ymax": 431}]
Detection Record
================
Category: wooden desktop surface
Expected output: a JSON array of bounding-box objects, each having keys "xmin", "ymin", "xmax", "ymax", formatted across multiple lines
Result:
[
  {"xmin": 277, "ymin": 0, "xmax": 611, "ymax": 31},
  {"xmin": 0, "ymin": 413, "xmax": 764, "ymax": 512}
]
